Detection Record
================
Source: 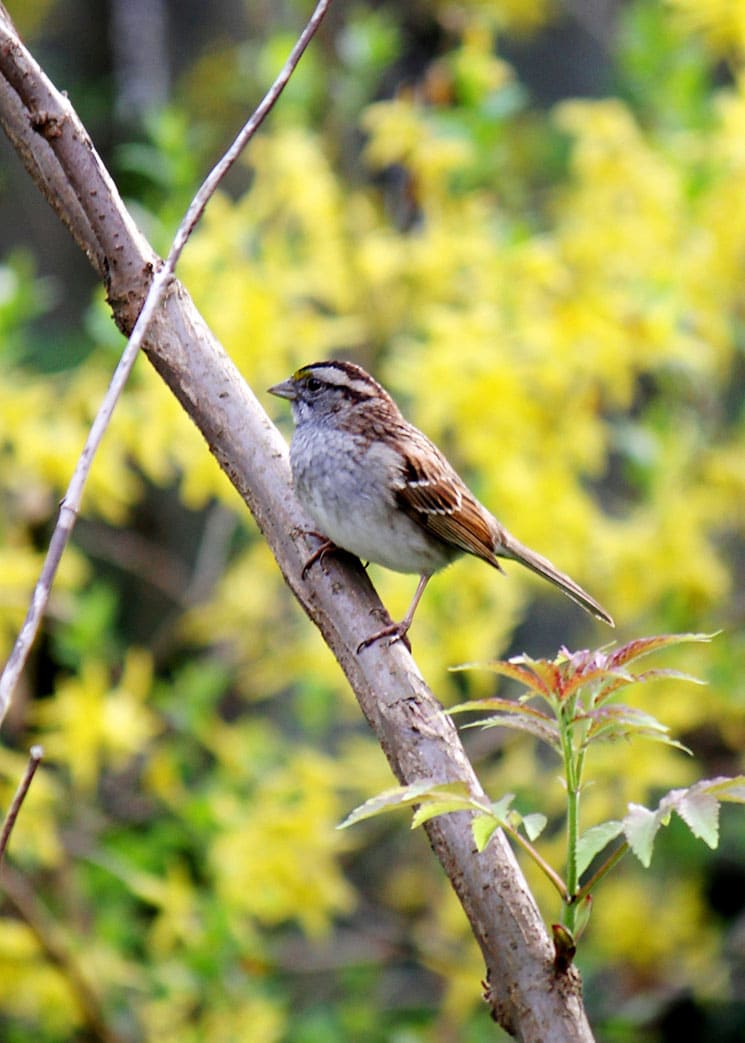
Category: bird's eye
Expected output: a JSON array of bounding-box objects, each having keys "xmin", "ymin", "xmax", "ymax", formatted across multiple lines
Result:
[{"xmin": 305, "ymin": 377, "xmax": 322, "ymax": 393}]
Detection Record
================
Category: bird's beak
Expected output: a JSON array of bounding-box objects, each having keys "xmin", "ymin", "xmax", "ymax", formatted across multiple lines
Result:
[{"xmin": 268, "ymin": 377, "xmax": 297, "ymax": 401}]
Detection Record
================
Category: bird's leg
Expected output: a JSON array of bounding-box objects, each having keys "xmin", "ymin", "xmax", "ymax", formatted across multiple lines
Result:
[
  {"xmin": 297, "ymin": 530, "xmax": 338, "ymax": 579},
  {"xmin": 356, "ymin": 574, "xmax": 431, "ymax": 654}
]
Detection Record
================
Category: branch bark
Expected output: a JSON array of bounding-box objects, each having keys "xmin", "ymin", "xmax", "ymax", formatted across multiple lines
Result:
[
  {"xmin": 0, "ymin": 10, "xmax": 594, "ymax": 1040},
  {"xmin": 0, "ymin": 0, "xmax": 332, "ymax": 723}
]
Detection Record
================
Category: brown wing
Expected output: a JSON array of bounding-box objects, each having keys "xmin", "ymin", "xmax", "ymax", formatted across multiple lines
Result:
[
  {"xmin": 394, "ymin": 429, "xmax": 503, "ymax": 570},
  {"xmin": 391, "ymin": 426, "xmax": 614, "ymax": 625}
]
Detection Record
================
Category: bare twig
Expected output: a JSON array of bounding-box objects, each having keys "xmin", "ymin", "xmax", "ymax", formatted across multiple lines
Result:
[
  {"xmin": 185, "ymin": 505, "xmax": 239, "ymax": 605},
  {"xmin": 1, "ymin": 863, "xmax": 126, "ymax": 1043},
  {"xmin": 0, "ymin": 745, "xmax": 43, "ymax": 861},
  {"xmin": 0, "ymin": 0, "xmax": 332, "ymax": 726}
]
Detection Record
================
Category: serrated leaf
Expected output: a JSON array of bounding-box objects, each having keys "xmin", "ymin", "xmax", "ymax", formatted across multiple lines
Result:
[
  {"xmin": 410, "ymin": 793, "xmax": 479, "ymax": 830},
  {"xmin": 675, "ymin": 789, "xmax": 719, "ymax": 848},
  {"xmin": 705, "ymin": 776, "xmax": 745, "ymax": 803},
  {"xmin": 609, "ymin": 633, "xmax": 716, "ymax": 670},
  {"xmin": 462, "ymin": 712, "xmax": 561, "ymax": 750},
  {"xmin": 594, "ymin": 672, "xmax": 640, "ymax": 705},
  {"xmin": 635, "ymin": 732, "xmax": 691, "ymax": 754},
  {"xmin": 338, "ymin": 780, "xmax": 473, "ymax": 829},
  {"xmin": 623, "ymin": 803, "xmax": 662, "ymax": 867},
  {"xmin": 448, "ymin": 697, "xmax": 553, "ymax": 721},
  {"xmin": 632, "ymin": 668, "xmax": 707, "ymax": 687},
  {"xmin": 582, "ymin": 704, "xmax": 691, "ymax": 753},
  {"xmin": 514, "ymin": 655, "xmax": 564, "ymax": 697},
  {"xmin": 452, "ymin": 659, "xmax": 553, "ymax": 697},
  {"xmin": 522, "ymin": 813, "xmax": 548, "ymax": 841},
  {"xmin": 587, "ymin": 724, "xmax": 691, "ymax": 754},
  {"xmin": 620, "ymin": 776, "xmax": 745, "ymax": 866},
  {"xmin": 595, "ymin": 664, "xmax": 702, "ymax": 703},
  {"xmin": 576, "ymin": 820, "xmax": 624, "ymax": 877},
  {"xmin": 589, "ymin": 666, "xmax": 705, "ymax": 708},
  {"xmin": 582, "ymin": 704, "xmax": 670, "ymax": 733},
  {"xmin": 560, "ymin": 663, "xmax": 618, "ymax": 702},
  {"xmin": 450, "ymin": 697, "xmax": 559, "ymax": 748},
  {"xmin": 472, "ymin": 813, "xmax": 501, "ymax": 852}
]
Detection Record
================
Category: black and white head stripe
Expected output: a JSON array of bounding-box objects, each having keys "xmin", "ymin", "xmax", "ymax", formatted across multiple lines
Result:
[{"xmin": 294, "ymin": 361, "xmax": 391, "ymax": 404}]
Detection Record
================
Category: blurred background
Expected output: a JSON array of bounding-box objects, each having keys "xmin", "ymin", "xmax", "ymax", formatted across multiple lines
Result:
[{"xmin": 1, "ymin": 0, "xmax": 745, "ymax": 1040}]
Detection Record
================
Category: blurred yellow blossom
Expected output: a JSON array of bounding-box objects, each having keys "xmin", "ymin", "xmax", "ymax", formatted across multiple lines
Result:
[{"xmin": 35, "ymin": 649, "xmax": 160, "ymax": 791}]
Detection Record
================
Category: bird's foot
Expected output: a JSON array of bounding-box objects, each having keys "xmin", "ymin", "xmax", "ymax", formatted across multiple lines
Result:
[
  {"xmin": 356, "ymin": 621, "xmax": 412, "ymax": 655},
  {"xmin": 299, "ymin": 531, "xmax": 338, "ymax": 579}
]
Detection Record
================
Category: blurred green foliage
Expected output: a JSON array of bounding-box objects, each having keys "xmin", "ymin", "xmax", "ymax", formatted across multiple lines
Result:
[{"xmin": 1, "ymin": 0, "xmax": 745, "ymax": 1040}]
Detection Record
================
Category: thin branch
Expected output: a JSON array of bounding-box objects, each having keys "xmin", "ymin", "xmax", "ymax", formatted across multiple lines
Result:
[
  {"xmin": 74, "ymin": 521, "xmax": 190, "ymax": 601},
  {"xmin": 0, "ymin": 863, "xmax": 126, "ymax": 1043},
  {"xmin": 501, "ymin": 820, "xmax": 569, "ymax": 902},
  {"xmin": 0, "ymin": 72, "xmax": 102, "ymax": 267},
  {"xmin": 573, "ymin": 841, "xmax": 629, "ymax": 905},
  {"xmin": 0, "ymin": 745, "xmax": 43, "ymax": 861},
  {"xmin": 184, "ymin": 505, "xmax": 239, "ymax": 605},
  {"xmin": 0, "ymin": 0, "xmax": 332, "ymax": 727}
]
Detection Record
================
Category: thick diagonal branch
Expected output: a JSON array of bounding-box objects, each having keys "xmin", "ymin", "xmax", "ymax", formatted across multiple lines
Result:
[
  {"xmin": 0, "ymin": 11, "xmax": 593, "ymax": 1040},
  {"xmin": 0, "ymin": 0, "xmax": 332, "ymax": 724}
]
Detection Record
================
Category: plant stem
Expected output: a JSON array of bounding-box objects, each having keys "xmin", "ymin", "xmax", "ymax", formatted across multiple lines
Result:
[
  {"xmin": 560, "ymin": 704, "xmax": 584, "ymax": 933},
  {"xmin": 574, "ymin": 841, "xmax": 629, "ymax": 905},
  {"xmin": 501, "ymin": 820, "xmax": 569, "ymax": 901}
]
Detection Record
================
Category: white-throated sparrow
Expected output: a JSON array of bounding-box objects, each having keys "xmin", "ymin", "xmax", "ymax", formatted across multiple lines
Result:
[{"xmin": 269, "ymin": 360, "xmax": 614, "ymax": 651}]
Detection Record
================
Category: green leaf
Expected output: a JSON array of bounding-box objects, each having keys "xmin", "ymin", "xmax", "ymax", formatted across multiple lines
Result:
[
  {"xmin": 582, "ymin": 703, "xmax": 670, "ymax": 732},
  {"xmin": 621, "ymin": 775, "xmax": 745, "ymax": 867},
  {"xmin": 470, "ymin": 796, "xmax": 546, "ymax": 849},
  {"xmin": 591, "ymin": 667, "xmax": 705, "ymax": 708},
  {"xmin": 472, "ymin": 813, "xmax": 501, "ymax": 852},
  {"xmin": 632, "ymin": 668, "xmax": 707, "ymax": 686},
  {"xmin": 489, "ymin": 793, "xmax": 516, "ymax": 820},
  {"xmin": 675, "ymin": 789, "xmax": 719, "ymax": 848},
  {"xmin": 623, "ymin": 803, "xmax": 663, "ymax": 867},
  {"xmin": 576, "ymin": 820, "xmax": 624, "ymax": 877},
  {"xmin": 448, "ymin": 697, "xmax": 554, "ymax": 721},
  {"xmin": 450, "ymin": 697, "xmax": 560, "ymax": 747},
  {"xmin": 705, "ymin": 776, "xmax": 745, "ymax": 803},
  {"xmin": 522, "ymin": 812, "xmax": 548, "ymax": 841},
  {"xmin": 593, "ymin": 672, "xmax": 641, "ymax": 705},
  {"xmin": 338, "ymin": 780, "xmax": 476, "ymax": 829},
  {"xmin": 582, "ymin": 704, "xmax": 691, "ymax": 753},
  {"xmin": 410, "ymin": 793, "xmax": 480, "ymax": 829},
  {"xmin": 616, "ymin": 730, "xmax": 690, "ymax": 754},
  {"xmin": 461, "ymin": 712, "xmax": 561, "ymax": 750},
  {"xmin": 593, "ymin": 666, "xmax": 700, "ymax": 704}
]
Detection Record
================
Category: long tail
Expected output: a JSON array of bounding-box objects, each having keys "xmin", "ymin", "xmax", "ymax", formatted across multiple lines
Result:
[{"xmin": 498, "ymin": 531, "xmax": 614, "ymax": 626}]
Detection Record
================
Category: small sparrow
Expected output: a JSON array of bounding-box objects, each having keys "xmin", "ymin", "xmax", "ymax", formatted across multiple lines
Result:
[{"xmin": 269, "ymin": 360, "xmax": 614, "ymax": 651}]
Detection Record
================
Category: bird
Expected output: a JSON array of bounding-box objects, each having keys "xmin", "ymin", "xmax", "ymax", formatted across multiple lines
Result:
[{"xmin": 269, "ymin": 360, "xmax": 613, "ymax": 651}]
